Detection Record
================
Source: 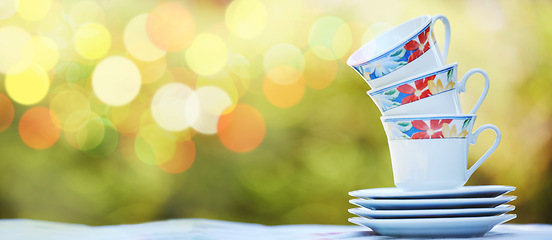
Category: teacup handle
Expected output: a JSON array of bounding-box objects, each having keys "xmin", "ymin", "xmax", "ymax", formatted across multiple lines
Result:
[
  {"xmin": 456, "ymin": 68, "xmax": 490, "ymax": 114},
  {"xmin": 431, "ymin": 15, "xmax": 451, "ymax": 61},
  {"xmin": 466, "ymin": 124, "xmax": 501, "ymax": 179}
]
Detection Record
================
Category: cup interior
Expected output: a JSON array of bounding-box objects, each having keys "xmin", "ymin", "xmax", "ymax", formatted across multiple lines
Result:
[{"xmin": 347, "ymin": 15, "xmax": 430, "ymax": 66}]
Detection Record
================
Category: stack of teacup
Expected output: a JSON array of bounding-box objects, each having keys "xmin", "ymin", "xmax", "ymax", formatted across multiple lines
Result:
[{"xmin": 345, "ymin": 15, "xmax": 516, "ymax": 238}]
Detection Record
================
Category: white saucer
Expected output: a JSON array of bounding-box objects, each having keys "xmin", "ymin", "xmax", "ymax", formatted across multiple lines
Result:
[
  {"xmin": 349, "ymin": 214, "xmax": 516, "ymax": 238},
  {"xmin": 349, "ymin": 204, "xmax": 515, "ymax": 219},
  {"xmin": 349, "ymin": 185, "xmax": 516, "ymax": 199},
  {"xmin": 350, "ymin": 195, "xmax": 516, "ymax": 210}
]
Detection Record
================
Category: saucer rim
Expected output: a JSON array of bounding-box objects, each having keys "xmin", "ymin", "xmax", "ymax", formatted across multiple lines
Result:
[
  {"xmin": 349, "ymin": 195, "xmax": 517, "ymax": 210},
  {"xmin": 349, "ymin": 185, "xmax": 516, "ymax": 199},
  {"xmin": 348, "ymin": 204, "xmax": 515, "ymax": 218},
  {"xmin": 348, "ymin": 214, "xmax": 516, "ymax": 238}
]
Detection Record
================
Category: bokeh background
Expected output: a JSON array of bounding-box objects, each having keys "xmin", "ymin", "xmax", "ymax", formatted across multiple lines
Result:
[{"xmin": 0, "ymin": 0, "xmax": 551, "ymax": 226}]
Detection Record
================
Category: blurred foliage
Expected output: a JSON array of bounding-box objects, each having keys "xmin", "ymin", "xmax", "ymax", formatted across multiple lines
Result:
[{"xmin": 0, "ymin": 0, "xmax": 551, "ymax": 226}]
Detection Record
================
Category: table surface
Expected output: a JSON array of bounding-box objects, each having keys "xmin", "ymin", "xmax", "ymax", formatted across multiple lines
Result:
[{"xmin": 1, "ymin": 218, "xmax": 552, "ymax": 240}]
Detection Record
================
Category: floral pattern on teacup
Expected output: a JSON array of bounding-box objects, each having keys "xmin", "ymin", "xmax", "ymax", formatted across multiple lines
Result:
[
  {"xmin": 370, "ymin": 66, "xmax": 455, "ymax": 112},
  {"xmin": 353, "ymin": 25, "xmax": 433, "ymax": 81},
  {"xmin": 384, "ymin": 117, "xmax": 473, "ymax": 140}
]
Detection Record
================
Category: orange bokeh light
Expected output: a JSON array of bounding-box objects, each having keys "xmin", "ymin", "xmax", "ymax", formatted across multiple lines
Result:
[
  {"xmin": 170, "ymin": 67, "xmax": 197, "ymax": 88},
  {"xmin": 263, "ymin": 72, "xmax": 306, "ymax": 108},
  {"xmin": 217, "ymin": 104, "xmax": 265, "ymax": 153},
  {"xmin": 119, "ymin": 135, "xmax": 138, "ymax": 161},
  {"xmin": 18, "ymin": 107, "xmax": 61, "ymax": 149},
  {"xmin": 146, "ymin": 2, "xmax": 195, "ymax": 52},
  {"xmin": 110, "ymin": 100, "xmax": 148, "ymax": 136},
  {"xmin": 0, "ymin": 94, "xmax": 15, "ymax": 133},
  {"xmin": 158, "ymin": 139, "xmax": 196, "ymax": 173}
]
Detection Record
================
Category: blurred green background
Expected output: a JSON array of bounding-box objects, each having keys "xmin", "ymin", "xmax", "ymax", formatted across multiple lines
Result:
[{"xmin": 0, "ymin": 0, "xmax": 551, "ymax": 226}]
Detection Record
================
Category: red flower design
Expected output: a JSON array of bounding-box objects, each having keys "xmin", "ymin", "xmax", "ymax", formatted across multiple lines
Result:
[
  {"xmin": 397, "ymin": 75, "xmax": 435, "ymax": 104},
  {"xmin": 404, "ymin": 27, "xmax": 431, "ymax": 62},
  {"xmin": 411, "ymin": 119, "xmax": 453, "ymax": 139}
]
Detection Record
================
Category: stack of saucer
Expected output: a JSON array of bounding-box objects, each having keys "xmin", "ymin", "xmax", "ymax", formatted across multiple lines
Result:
[
  {"xmin": 348, "ymin": 186, "xmax": 516, "ymax": 238},
  {"xmin": 345, "ymin": 14, "xmax": 516, "ymax": 238}
]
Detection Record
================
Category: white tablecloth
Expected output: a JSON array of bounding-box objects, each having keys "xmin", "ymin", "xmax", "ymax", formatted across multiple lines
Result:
[{"xmin": 1, "ymin": 218, "xmax": 552, "ymax": 240}]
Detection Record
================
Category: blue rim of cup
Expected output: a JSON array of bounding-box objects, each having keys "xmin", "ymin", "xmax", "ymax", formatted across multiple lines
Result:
[{"xmin": 382, "ymin": 114, "xmax": 476, "ymax": 122}]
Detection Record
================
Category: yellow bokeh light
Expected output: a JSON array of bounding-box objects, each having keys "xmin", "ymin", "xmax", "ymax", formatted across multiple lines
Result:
[
  {"xmin": 89, "ymin": 97, "xmax": 110, "ymax": 117},
  {"xmin": 17, "ymin": 0, "xmax": 51, "ymax": 21},
  {"xmin": 62, "ymin": 110, "xmax": 95, "ymax": 133},
  {"xmin": 64, "ymin": 62, "xmax": 94, "ymax": 84},
  {"xmin": 151, "ymin": 82, "xmax": 199, "ymax": 131},
  {"xmin": 62, "ymin": 110, "xmax": 97, "ymax": 150},
  {"xmin": 5, "ymin": 64, "xmax": 49, "ymax": 105},
  {"xmin": 74, "ymin": 22, "xmax": 111, "ymax": 60},
  {"xmin": 196, "ymin": 86, "xmax": 232, "ymax": 116},
  {"xmin": 309, "ymin": 16, "xmax": 352, "ymax": 60},
  {"xmin": 67, "ymin": 1, "xmax": 105, "ymax": 27},
  {"xmin": 32, "ymin": 36, "xmax": 59, "ymax": 71},
  {"xmin": 82, "ymin": 118, "xmax": 118, "ymax": 158},
  {"xmin": 264, "ymin": 43, "xmax": 305, "ymax": 85},
  {"xmin": 225, "ymin": 0, "xmax": 267, "ymax": 39},
  {"xmin": 76, "ymin": 116, "xmax": 105, "ymax": 151},
  {"xmin": 196, "ymin": 72, "xmax": 239, "ymax": 114},
  {"xmin": 191, "ymin": 86, "xmax": 232, "ymax": 134},
  {"xmin": 92, "ymin": 56, "xmax": 141, "ymax": 106},
  {"xmin": 136, "ymin": 56, "xmax": 167, "ymax": 85},
  {"xmin": 228, "ymin": 53, "xmax": 251, "ymax": 83},
  {"xmin": 124, "ymin": 14, "xmax": 166, "ymax": 62},
  {"xmin": 231, "ymin": 53, "xmax": 264, "ymax": 95},
  {"xmin": 227, "ymin": 53, "xmax": 252, "ymax": 99},
  {"xmin": 135, "ymin": 124, "xmax": 177, "ymax": 165},
  {"xmin": 0, "ymin": 0, "xmax": 18, "ymax": 20},
  {"xmin": 0, "ymin": 26, "xmax": 33, "ymax": 74},
  {"xmin": 334, "ymin": 23, "xmax": 353, "ymax": 61},
  {"xmin": 62, "ymin": 110, "xmax": 118, "ymax": 156},
  {"xmin": 185, "ymin": 33, "xmax": 228, "ymax": 76},
  {"xmin": 49, "ymin": 87, "xmax": 90, "ymax": 129}
]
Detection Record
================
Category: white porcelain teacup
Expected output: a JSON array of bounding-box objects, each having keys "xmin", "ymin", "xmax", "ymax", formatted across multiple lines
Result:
[
  {"xmin": 347, "ymin": 15, "xmax": 450, "ymax": 89},
  {"xmin": 381, "ymin": 114, "xmax": 501, "ymax": 191},
  {"xmin": 367, "ymin": 63, "xmax": 490, "ymax": 116}
]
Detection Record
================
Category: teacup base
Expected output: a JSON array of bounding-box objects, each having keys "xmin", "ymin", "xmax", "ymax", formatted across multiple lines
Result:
[{"xmin": 389, "ymin": 138, "xmax": 469, "ymax": 192}]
